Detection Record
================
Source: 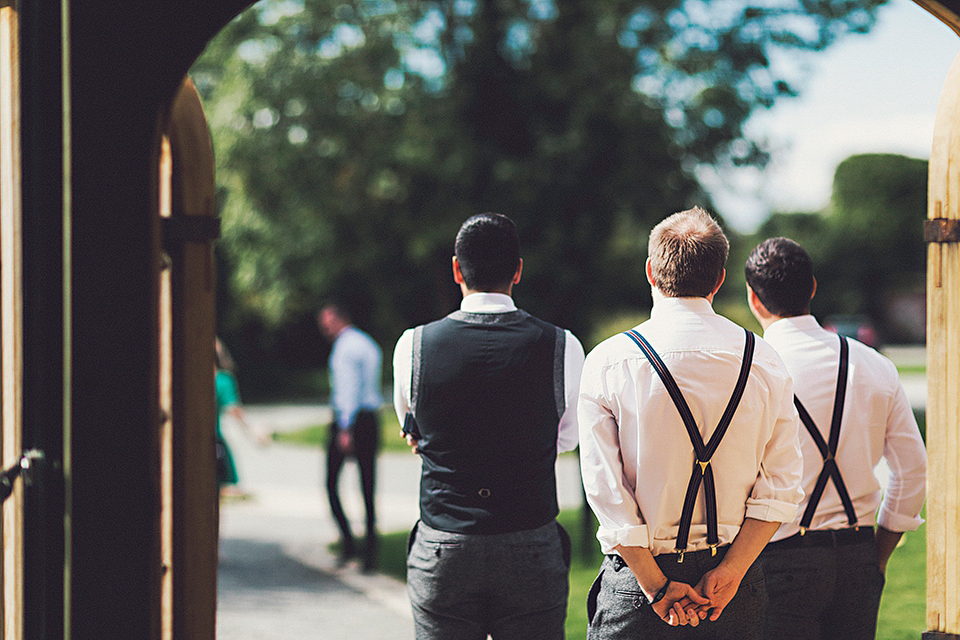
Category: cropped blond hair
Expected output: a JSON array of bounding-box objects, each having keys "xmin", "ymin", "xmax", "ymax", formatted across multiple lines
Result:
[{"xmin": 648, "ymin": 207, "xmax": 728, "ymax": 297}]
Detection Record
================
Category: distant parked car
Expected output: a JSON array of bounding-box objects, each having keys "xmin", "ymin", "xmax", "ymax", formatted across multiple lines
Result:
[{"xmin": 824, "ymin": 314, "xmax": 879, "ymax": 348}]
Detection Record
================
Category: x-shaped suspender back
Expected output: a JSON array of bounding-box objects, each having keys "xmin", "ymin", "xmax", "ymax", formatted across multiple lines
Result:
[
  {"xmin": 624, "ymin": 328, "xmax": 755, "ymax": 562},
  {"xmin": 794, "ymin": 334, "xmax": 858, "ymax": 534}
]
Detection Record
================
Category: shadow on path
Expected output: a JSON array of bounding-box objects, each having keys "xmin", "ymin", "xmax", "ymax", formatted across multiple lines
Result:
[{"xmin": 217, "ymin": 537, "xmax": 413, "ymax": 639}]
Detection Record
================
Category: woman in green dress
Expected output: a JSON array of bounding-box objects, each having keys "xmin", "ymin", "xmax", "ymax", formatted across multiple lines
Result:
[{"xmin": 215, "ymin": 338, "xmax": 270, "ymax": 493}]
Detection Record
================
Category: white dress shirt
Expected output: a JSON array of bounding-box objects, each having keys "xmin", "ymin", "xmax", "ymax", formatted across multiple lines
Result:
[
  {"xmin": 329, "ymin": 325, "xmax": 384, "ymax": 430},
  {"xmin": 392, "ymin": 292, "xmax": 585, "ymax": 453},
  {"xmin": 578, "ymin": 297, "xmax": 804, "ymax": 556},
  {"xmin": 762, "ymin": 315, "xmax": 926, "ymax": 540}
]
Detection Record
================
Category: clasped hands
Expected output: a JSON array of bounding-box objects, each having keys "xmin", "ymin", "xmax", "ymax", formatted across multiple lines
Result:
[{"xmin": 649, "ymin": 565, "xmax": 741, "ymax": 627}]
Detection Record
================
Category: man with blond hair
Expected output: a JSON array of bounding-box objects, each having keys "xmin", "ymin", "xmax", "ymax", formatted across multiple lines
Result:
[{"xmin": 579, "ymin": 207, "xmax": 804, "ymax": 639}]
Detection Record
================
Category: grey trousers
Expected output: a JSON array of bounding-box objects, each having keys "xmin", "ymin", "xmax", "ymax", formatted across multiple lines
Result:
[
  {"xmin": 586, "ymin": 547, "xmax": 767, "ymax": 640},
  {"xmin": 406, "ymin": 519, "xmax": 570, "ymax": 640},
  {"xmin": 761, "ymin": 538, "xmax": 885, "ymax": 640}
]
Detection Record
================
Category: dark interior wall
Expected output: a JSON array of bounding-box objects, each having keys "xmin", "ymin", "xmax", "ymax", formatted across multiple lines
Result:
[
  {"xmin": 49, "ymin": 2, "xmax": 251, "ymax": 638},
  {"xmin": 18, "ymin": 2, "xmax": 64, "ymax": 638}
]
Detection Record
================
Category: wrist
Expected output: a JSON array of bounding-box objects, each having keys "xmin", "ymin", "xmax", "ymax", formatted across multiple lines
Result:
[{"xmin": 644, "ymin": 578, "xmax": 670, "ymax": 605}]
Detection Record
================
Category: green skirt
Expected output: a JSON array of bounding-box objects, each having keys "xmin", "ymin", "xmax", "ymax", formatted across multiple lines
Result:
[{"xmin": 216, "ymin": 433, "xmax": 239, "ymax": 486}]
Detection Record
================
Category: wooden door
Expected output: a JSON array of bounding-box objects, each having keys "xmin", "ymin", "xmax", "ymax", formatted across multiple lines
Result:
[{"xmin": 158, "ymin": 76, "xmax": 220, "ymax": 640}]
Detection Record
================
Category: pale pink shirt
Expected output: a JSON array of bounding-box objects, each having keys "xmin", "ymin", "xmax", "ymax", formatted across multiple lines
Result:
[
  {"xmin": 762, "ymin": 315, "xmax": 926, "ymax": 540},
  {"xmin": 578, "ymin": 297, "xmax": 804, "ymax": 556}
]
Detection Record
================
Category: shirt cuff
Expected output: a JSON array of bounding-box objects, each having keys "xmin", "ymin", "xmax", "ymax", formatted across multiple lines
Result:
[
  {"xmin": 744, "ymin": 498, "xmax": 800, "ymax": 524},
  {"xmin": 877, "ymin": 508, "xmax": 924, "ymax": 533},
  {"xmin": 596, "ymin": 524, "xmax": 650, "ymax": 555}
]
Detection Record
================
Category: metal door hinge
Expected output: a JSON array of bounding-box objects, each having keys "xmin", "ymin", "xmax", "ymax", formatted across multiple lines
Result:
[
  {"xmin": 0, "ymin": 449, "xmax": 45, "ymax": 503},
  {"xmin": 924, "ymin": 218, "xmax": 960, "ymax": 243}
]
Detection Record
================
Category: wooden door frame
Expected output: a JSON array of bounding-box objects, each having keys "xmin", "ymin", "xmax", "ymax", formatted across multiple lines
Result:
[{"xmin": 0, "ymin": 3, "xmax": 23, "ymax": 636}]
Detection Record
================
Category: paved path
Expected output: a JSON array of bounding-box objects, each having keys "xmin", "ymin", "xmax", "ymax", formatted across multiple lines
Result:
[{"xmin": 216, "ymin": 405, "xmax": 584, "ymax": 639}]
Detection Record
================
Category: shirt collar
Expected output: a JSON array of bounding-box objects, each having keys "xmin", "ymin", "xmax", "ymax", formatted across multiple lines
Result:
[
  {"xmin": 763, "ymin": 314, "xmax": 820, "ymax": 340},
  {"xmin": 460, "ymin": 292, "xmax": 517, "ymax": 313},
  {"xmin": 649, "ymin": 296, "xmax": 715, "ymax": 319}
]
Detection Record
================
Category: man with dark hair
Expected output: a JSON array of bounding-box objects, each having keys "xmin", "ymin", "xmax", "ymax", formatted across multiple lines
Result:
[
  {"xmin": 745, "ymin": 237, "xmax": 926, "ymax": 640},
  {"xmin": 579, "ymin": 207, "xmax": 804, "ymax": 639},
  {"xmin": 318, "ymin": 301, "xmax": 383, "ymax": 573},
  {"xmin": 392, "ymin": 212, "xmax": 585, "ymax": 640}
]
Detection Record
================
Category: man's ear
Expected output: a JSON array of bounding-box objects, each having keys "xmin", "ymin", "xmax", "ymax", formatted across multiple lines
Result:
[
  {"xmin": 452, "ymin": 256, "xmax": 464, "ymax": 285},
  {"xmin": 512, "ymin": 259, "xmax": 523, "ymax": 285},
  {"xmin": 747, "ymin": 285, "xmax": 771, "ymax": 321},
  {"xmin": 645, "ymin": 259, "xmax": 655, "ymax": 288},
  {"xmin": 710, "ymin": 269, "xmax": 726, "ymax": 297}
]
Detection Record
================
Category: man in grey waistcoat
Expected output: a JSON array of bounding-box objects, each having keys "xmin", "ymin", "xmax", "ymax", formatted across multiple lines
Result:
[{"xmin": 392, "ymin": 212, "xmax": 585, "ymax": 640}]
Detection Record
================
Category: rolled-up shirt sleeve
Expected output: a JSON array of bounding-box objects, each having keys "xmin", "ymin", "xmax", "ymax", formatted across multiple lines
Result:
[
  {"xmin": 877, "ymin": 383, "xmax": 927, "ymax": 532},
  {"xmin": 745, "ymin": 370, "xmax": 805, "ymax": 524}
]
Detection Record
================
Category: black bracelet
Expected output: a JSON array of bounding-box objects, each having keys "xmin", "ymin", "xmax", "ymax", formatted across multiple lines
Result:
[{"xmin": 649, "ymin": 579, "xmax": 670, "ymax": 605}]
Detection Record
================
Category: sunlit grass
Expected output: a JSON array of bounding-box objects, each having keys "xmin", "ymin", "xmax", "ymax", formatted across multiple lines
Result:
[{"xmin": 271, "ymin": 406, "xmax": 408, "ymax": 452}]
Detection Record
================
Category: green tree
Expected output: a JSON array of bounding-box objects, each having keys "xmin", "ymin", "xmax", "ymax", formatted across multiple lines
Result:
[
  {"xmin": 192, "ymin": 0, "xmax": 888, "ymax": 394},
  {"xmin": 816, "ymin": 153, "xmax": 927, "ymax": 340},
  {"xmin": 740, "ymin": 154, "xmax": 926, "ymax": 343}
]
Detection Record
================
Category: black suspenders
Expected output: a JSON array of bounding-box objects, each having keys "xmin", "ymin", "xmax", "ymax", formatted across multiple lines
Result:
[
  {"xmin": 794, "ymin": 334, "xmax": 858, "ymax": 533},
  {"xmin": 624, "ymin": 328, "xmax": 756, "ymax": 562}
]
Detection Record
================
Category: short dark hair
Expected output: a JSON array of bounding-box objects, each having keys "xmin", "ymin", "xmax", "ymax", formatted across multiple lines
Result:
[
  {"xmin": 744, "ymin": 237, "xmax": 814, "ymax": 317},
  {"xmin": 454, "ymin": 213, "xmax": 521, "ymax": 291},
  {"xmin": 648, "ymin": 207, "xmax": 729, "ymax": 297}
]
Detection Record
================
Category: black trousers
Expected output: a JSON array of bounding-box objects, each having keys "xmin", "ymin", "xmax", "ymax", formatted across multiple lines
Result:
[
  {"xmin": 326, "ymin": 410, "xmax": 379, "ymax": 562},
  {"xmin": 761, "ymin": 536, "xmax": 884, "ymax": 640}
]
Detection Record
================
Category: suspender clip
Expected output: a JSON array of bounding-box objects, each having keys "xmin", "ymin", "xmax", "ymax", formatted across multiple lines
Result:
[
  {"xmin": 677, "ymin": 550, "xmax": 684, "ymax": 564},
  {"xmin": 697, "ymin": 460, "xmax": 709, "ymax": 474},
  {"xmin": 709, "ymin": 544, "xmax": 718, "ymax": 557},
  {"xmin": 799, "ymin": 526, "xmax": 807, "ymax": 536}
]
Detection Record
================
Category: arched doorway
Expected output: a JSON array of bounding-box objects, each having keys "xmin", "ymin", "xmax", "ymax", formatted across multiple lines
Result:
[{"xmin": 1, "ymin": 1, "xmax": 959, "ymax": 638}]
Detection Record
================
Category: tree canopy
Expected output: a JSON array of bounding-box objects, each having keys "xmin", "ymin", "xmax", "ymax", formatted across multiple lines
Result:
[
  {"xmin": 746, "ymin": 153, "xmax": 927, "ymax": 343},
  {"xmin": 191, "ymin": 0, "xmax": 888, "ymax": 395}
]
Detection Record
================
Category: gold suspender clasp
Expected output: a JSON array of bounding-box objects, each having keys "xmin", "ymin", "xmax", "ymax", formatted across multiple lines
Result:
[
  {"xmin": 677, "ymin": 550, "xmax": 685, "ymax": 564},
  {"xmin": 709, "ymin": 544, "xmax": 718, "ymax": 557},
  {"xmin": 799, "ymin": 526, "xmax": 807, "ymax": 536},
  {"xmin": 697, "ymin": 460, "xmax": 709, "ymax": 474}
]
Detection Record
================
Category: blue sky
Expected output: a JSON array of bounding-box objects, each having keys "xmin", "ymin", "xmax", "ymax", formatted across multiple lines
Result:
[{"xmin": 704, "ymin": 0, "xmax": 960, "ymax": 232}]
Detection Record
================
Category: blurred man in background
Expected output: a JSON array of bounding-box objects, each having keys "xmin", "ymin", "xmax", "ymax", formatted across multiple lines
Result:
[{"xmin": 319, "ymin": 302, "xmax": 383, "ymax": 573}]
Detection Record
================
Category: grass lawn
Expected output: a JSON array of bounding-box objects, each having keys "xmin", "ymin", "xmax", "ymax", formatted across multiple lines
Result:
[
  {"xmin": 876, "ymin": 520, "xmax": 926, "ymax": 639},
  {"xmin": 271, "ymin": 407, "xmax": 410, "ymax": 453},
  {"xmin": 374, "ymin": 510, "xmax": 927, "ymax": 640}
]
